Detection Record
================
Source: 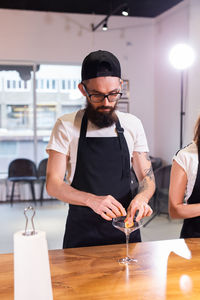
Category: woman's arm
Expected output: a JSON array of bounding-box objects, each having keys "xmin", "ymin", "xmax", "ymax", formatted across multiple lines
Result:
[{"xmin": 169, "ymin": 160, "xmax": 200, "ymax": 219}]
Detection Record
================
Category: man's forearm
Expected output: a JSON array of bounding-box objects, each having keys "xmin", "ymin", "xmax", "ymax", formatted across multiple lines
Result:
[
  {"xmin": 137, "ymin": 166, "xmax": 155, "ymax": 202},
  {"xmin": 46, "ymin": 176, "xmax": 94, "ymax": 207}
]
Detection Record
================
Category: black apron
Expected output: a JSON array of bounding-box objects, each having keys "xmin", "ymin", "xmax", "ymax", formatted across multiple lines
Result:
[
  {"xmin": 180, "ymin": 147, "xmax": 200, "ymax": 238},
  {"xmin": 63, "ymin": 112, "xmax": 141, "ymax": 248}
]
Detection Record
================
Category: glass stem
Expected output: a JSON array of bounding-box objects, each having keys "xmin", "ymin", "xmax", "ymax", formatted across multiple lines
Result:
[{"xmin": 126, "ymin": 233, "xmax": 130, "ymax": 258}]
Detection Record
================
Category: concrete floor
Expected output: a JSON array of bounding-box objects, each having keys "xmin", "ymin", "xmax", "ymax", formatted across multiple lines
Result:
[{"xmin": 0, "ymin": 199, "xmax": 183, "ymax": 254}]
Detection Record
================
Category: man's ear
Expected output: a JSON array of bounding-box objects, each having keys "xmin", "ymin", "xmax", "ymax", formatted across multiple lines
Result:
[
  {"xmin": 119, "ymin": 79, "xmax": 123, "ymax": 89},
  {"xmin": 78, "ymin": 82, "xmax": 86, "ymax": 96}
]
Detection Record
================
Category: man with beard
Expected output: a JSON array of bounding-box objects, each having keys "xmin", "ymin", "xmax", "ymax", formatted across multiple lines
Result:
[{"xmin": 46, "ymin": 50, "xmax": 155, "ymax": 248}]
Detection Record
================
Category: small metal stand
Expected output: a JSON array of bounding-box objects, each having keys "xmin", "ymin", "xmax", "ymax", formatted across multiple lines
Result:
[{"xmin": 23, "ymin": 206, "xmax": 37, "ymax": 236}]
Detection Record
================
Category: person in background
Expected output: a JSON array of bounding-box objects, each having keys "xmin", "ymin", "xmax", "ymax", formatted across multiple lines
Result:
[
  {"xmin": 169, "ymin": 115, "xmax": 200, "ymax": 238},
  {"xmin": 46, "ymin": 50, "xmax": 155, "ymax": 248}
]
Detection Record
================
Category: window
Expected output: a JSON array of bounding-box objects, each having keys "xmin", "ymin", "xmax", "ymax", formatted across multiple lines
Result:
[
  {"xmin": 0, "ymin": 63, "xmax": 85, "ymax": 174},
  {"xmin": 0, "ymin": 64, "xmax": 34, "ymax": 174}
]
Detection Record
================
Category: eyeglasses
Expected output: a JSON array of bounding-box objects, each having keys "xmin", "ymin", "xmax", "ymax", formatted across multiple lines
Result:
[{"xmin": 82, "ymin": 83, "xmax": 122, "ymax": 103}]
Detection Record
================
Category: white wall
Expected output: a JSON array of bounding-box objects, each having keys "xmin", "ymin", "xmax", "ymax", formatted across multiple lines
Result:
[
  {"xmin": 1, "ymin": 2, "xmax": 198, "ymax": 163},
  {"xmin": 0, "ymin": 9, "xmax": 155, "ymax": 153},
  {"xmin": 185, "ymin": 0, "xmax": 200, "ymax": 144}
]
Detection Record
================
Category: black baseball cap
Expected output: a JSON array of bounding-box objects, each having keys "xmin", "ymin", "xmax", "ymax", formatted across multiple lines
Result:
[{"xmin": 81, "ymin": 50, "xmax": 121, "ymax": 81}]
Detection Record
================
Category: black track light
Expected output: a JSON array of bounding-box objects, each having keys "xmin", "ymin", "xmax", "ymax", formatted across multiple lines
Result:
[
  {"xmin": 102, "ymin": 22, "xmax": 108, "ymax": 31},
  {"xmin": 91, "ymin": 3, "xmax": 129, "ymax": 32},
  {"xmin": 122, "ymin": 6, "xmax": 129, "ymax": 16}
]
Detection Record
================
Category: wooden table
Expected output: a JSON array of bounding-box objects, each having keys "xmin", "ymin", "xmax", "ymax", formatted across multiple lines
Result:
[{"xmin": 1, "ymin": 238, "xmax": 200, "ymax": 299}]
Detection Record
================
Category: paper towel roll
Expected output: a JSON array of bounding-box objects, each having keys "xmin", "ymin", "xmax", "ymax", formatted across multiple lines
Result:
[{"xmin": 14, "ymin": 230, "xmax": 53, "ymax": 300}]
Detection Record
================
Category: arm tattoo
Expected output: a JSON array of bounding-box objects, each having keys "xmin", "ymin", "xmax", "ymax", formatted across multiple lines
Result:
[
  {"xmin": 134, "ymin": 152, "xmax": 155, "ymax": 194},
  {"xmin": 144, "ymin": 166, "xmax": 154, "ymax": 180},
  {"xmin": 138, "ymin": 177, "xmax": 148, "ymax": 193},
  {"xmin": 138, "ymin": 166, "xmax": 155, "ymax": 193}
]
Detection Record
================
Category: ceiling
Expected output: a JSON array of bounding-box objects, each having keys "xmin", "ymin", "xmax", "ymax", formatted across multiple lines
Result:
[{"xmin": 0, "ymin": 0, "xmax": 183, "ymax": 18}]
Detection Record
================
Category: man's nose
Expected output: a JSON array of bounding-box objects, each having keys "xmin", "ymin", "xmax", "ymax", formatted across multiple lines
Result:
[{"xmin": 103, "ymin": 96, "xmax": 110, "ymax": 105}]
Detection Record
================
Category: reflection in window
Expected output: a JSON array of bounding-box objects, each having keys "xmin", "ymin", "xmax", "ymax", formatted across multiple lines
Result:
[
  {"xmin": 52, "ymin": 79, "xmax": 56, "ymax": 89},
  {"xmin": 36, "ymin": 78, "xmax": 57, "ymax": 91},
  {"xmin": 62, "ymin": 105, "xmax": 82, "ymax": 114},
  {"xmin": 0, "ymin": 141, "xmax": 17, "ymax": 156},
  {"xmin": 60, "ymin": 79, "xmax": 79, "ymax": 91},
  {"xmin": 37, "ymin": 105, "xmax": 56, "ymax": 129},
  {"xmin": 5, "ymin": 79, "xmax": 30, "ymax": 91},
  {"xmin": 6, "ymin": 105, "xmax": 29, "ymax": 129},
  {"xmin": 61, "ymin": 80, "xmax": 65, "ymax": 90}
]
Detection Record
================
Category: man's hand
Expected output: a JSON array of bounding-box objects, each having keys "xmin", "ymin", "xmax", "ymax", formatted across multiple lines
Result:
[
  {"xmin": 87, "ymin": 195, "xmax": 126, "ymax": 221},
  {"xmin": 125, "ymin": 194, "xmax": 153, "ymax": 223}
]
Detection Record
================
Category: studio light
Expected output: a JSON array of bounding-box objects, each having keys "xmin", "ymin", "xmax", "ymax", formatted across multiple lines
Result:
[
  {"xmin": 169, "ymin": 43, "xmax": 195, "ymax": 70},
  {"xmin": 169, "ymin": 43, "xmax": 195, "ymax": 148}
]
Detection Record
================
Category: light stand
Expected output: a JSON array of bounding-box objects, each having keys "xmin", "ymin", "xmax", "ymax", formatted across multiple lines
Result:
[
  {"xmin": 169, "ymin": 43, "xmax": 195, "ymax": 149},
  {"xmin": 180, "ymin": 70, "xmax": 184, "ymax": 149}
]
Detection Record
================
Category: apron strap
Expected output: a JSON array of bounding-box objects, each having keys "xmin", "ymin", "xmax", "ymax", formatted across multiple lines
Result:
[
  {"xmin": 79, "ymin": 112, "xmax": 88, "ymax": 139},
  {"xmin": 116, "ymin": 119, "xmax": 130, "ymax": 178}
]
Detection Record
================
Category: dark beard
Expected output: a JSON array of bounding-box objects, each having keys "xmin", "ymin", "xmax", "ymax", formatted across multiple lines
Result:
[{"xmin": 85, "ymin": 100, "xmax": 118, "ymax": 128}]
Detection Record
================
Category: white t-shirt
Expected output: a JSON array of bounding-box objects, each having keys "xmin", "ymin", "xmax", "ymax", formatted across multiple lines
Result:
[
  {"xmin": 173, "ymin": 142, "xmax": 198, "ymax": 201},
  {"xmin": 46, "ymin": 109, "xmax": 149, "ymax": 184}
]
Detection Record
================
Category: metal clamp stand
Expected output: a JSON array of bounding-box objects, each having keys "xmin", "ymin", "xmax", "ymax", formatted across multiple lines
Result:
[{"xmin": 23, "ymin": 206, "xmax": 37, "ymax": 236}]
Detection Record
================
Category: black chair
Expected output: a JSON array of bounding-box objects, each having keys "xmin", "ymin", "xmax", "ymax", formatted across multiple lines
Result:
[
  {"xmin": 150, "ymin": 156, "xmax": 162, "ymax": 171},
  {"xmin": 8, "ymin": 158, "xmax": 37, "ymax": 206},
  {"xmin": 143, "ymin": 164, "xmax": 172, "ymax": 227},
  {"xmin": 37, "ymin": 158, "xmax": 48, "ymax": 203}
]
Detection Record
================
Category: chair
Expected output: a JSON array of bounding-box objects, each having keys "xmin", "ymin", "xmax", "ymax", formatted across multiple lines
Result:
[
  {"xmin": 143, "ymin": 164, "xmax": 172, "ymax": 227},
  {"xmin": 37, "ymin": 158, "xmax": 48, "ymax": 203},
  {"xmin": 150, "ymin": 156, "xmax": 162, "ymax": 171},
  {"xmin": 8, "ymin": 158, "xmax": 37, "ymax": 206}
]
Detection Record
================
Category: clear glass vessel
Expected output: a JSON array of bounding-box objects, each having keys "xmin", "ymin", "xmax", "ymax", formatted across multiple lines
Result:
[{"xmin": 112, "ymin": 216, "xmax": 143, "ymax": 264}]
